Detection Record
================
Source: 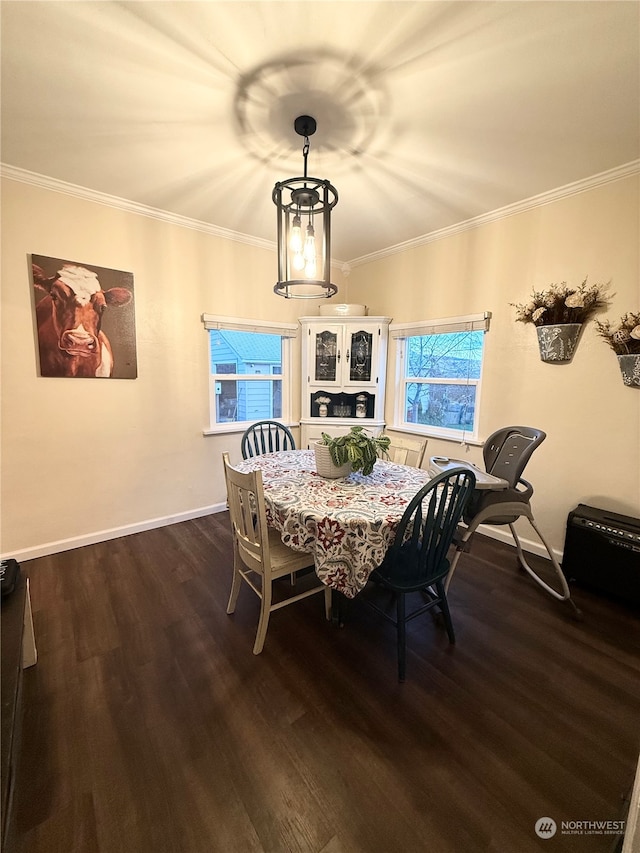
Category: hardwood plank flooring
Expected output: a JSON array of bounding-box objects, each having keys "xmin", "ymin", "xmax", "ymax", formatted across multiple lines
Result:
[{"xmin": 10, "ymin": 514, "xmax": 640, "ymax": 853}]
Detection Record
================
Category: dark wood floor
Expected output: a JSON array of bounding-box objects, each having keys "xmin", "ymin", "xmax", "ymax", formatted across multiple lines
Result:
[{"xmin": 10, "ymin": 513, "xmax": 640, "ymax": 853}]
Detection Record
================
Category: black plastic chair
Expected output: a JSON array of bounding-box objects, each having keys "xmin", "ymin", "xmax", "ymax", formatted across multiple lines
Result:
[
  {"xmin": 444, "ymin": 426, "xmax": 580, "ymax": 618},
  {"xmin": 364, "ymin": 467, "xmax": 476, "ymax": 682},
  {"xmin": 241, "ymin": 420, "xmax": 296, "ymax": 460}
]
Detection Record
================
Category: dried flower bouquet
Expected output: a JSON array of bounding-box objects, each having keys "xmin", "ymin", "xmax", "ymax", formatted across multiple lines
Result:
[
  {"xmin": 511, "ymin": 278, "xmax": 611, "ymax": 327},
  {"xmin": 596, "ymin": 312, "xmax": 640, "ymax": 355}
]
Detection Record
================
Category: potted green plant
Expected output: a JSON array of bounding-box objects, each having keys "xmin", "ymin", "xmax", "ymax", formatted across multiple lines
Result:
[
  {"xmin": 314, "ymin": 427, "xmax": 391, "ymax": 478},
  {"xmin": 511, "ymin": 278, "xmax": 611, "ymax": 362},
  {"xmin": 595, "ymin": 311, "xmax": 640, "ymax": 387}
]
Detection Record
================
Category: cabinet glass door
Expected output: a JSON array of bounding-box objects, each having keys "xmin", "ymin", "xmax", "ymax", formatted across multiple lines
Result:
[
  {"xmin": 314, "ymin": 329, "xmax": 338, "ymax": 383},
  {"xmin": 348, "ymin": 329, "xmax": 373, "ymax": 383}
]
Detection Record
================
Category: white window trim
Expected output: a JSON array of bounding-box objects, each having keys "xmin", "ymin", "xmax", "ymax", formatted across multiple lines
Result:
[
  {"xmin": 202, "ymin": 314, "xmax": 298, "ymax": 337},
  {"xmin": 202, "ymin": 314, "xmax": 298, "ymax": 435},
  {"xmin": 389, "ymin": 312, "xmax": 491, "ymax": 339},
  {"xmin": 390, "ymin": 312, "xmax": 490, "ymax": 443}
]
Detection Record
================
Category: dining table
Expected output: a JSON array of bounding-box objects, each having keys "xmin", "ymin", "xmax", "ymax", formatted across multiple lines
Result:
[{"xmin": 235, "ymin": 449, "xmax": 433, "ymax": 599}]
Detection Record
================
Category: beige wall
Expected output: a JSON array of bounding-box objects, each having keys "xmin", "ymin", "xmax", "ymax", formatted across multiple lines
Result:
[
  {"xmin": 0, "ymin": 177, "xmax": 346, "ymax": 557},
  {"xmin": 1, "ymin": 174, "xmax": 638, "ymax": 561},
  {"xmin": 346, "ymin": 175, "xmax": 640, "ymax": 552}
]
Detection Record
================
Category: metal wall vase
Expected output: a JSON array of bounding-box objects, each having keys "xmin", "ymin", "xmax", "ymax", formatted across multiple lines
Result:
[
  {"xmin": 536, "ymin": 323, "xmax": 582, "ymax": 363},
  {"xmin": 617, "ymin": 354, "xmax": 640, "ymax": 387}
]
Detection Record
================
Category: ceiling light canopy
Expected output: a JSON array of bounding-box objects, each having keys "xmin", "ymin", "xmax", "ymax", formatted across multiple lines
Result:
[{"xmin": 273, "ymin": 115, "xmax": 338, "ymax": 299}]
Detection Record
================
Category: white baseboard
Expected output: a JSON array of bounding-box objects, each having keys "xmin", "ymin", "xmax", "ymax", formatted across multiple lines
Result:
[
  {"xmin": 1, "ymin": 506, "xmax": 563, "ymax": 565},
  {"xmin": 1, "ymin": 503, "xmax": 229, "ymax": 563}
]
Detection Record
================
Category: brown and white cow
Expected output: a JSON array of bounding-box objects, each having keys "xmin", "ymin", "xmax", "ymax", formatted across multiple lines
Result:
[{"xmin": 33, "ymin": 263, "xmax": 132, "ymax": 378}]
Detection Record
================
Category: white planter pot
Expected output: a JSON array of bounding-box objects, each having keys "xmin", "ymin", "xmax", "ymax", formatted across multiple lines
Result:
[{"xmin": 314, "ymin": 441, "xmax": 352, "ymax": 479}]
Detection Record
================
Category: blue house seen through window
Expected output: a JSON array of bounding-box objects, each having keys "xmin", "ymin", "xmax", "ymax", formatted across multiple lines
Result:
[{"xmin": 209, "ymin": 330, "xmax": 283, "ymax": 423}]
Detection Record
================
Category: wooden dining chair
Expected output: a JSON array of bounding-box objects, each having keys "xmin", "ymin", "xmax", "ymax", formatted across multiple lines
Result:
[
  {"xmin": 362, "ymin": 467, "xmax": 476, "ymax": 681},
  {"xmin": 240, "ymin": 420, "xmax": 296, "ymax": 460},
  {"xmin": 223, "ymin": 453, "xmax": 332, "ymax": 654},
  {"xmin": 383, "ymin": 435, "xmax": 427, "ymax": 468}
]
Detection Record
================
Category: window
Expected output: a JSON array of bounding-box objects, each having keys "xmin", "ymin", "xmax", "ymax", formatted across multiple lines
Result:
[
  {"xmin": 390, "ymin": 313, "xmax": 490, "ymax": 441},
  {"xmin": 202, "ymin": 315, "xmax": 297, "ymax": 433}
]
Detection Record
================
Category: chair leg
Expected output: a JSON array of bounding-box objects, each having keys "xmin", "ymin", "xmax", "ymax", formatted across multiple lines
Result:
[
  {"xmin": 253, "ymin": 580, "xmax": 272, "ymax": 655},
  {"xmin": 444, "ymin": 547, "xmax": 464, "ymax": 593},
  {"xmin": 509, "ymin": 521, "xmax": 582, "ymax": 619},
  {"xmin": 324, "ymin": 586, "xmax": 332, "ymax": 620},
  {"xmin": 226, "ymin": 552, "xmax": 243, "ymax": 615},
  {"xmin": 396, "ymin": 593, "xmax": 407, "ymax": 682},
  {"xmin": 436, "ymin": 580, "xmax": 456, "ymax": 644},
  {"xmin": 331, "ymin": 590, "xmax": 349, "ymax": 627}
]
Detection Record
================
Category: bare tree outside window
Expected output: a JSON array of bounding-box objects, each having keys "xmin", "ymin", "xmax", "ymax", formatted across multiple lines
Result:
[{"xmin": 404, "ymin": 331, "xmax": 484, "ymax": 431}]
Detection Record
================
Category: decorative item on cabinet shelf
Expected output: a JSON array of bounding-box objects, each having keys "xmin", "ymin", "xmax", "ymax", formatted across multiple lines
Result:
[
  {"xmin": 596, "ymin": 311, "xmax": 640, "ymax": 387},
  {"xmin": 311, "ymin": 390, "xmax": 375, "ymax": 419},
  {"xmin": 511, "ymin": 277, "xmax": 612, "ymax": 363},
  {"xmin": 316, "ymin": 395, "xmax": 331, "ymax": 416},
  {"xmin": 319, "ymin": 303, "xmax": 368, "ymax": 317},
  {"xmin": 333, "ymin": 403, "xmax": 352, "ymax": 417},
  {"xmin": 315, "ymin": 427, "xmax": 391, "ymax": 478}
]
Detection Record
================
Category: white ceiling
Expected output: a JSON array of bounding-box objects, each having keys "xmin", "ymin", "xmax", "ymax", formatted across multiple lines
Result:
[{"xmin": 2, "ymin": 1, "xmax": 639, "ymax": 263}]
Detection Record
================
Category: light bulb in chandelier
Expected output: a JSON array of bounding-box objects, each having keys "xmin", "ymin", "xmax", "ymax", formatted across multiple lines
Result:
[
  {"xmin": 303, "ymin": 223, "xmax": 316, "ymax": 261},
  {"xmin": 290, "ymin": 214, "xmax": 302, "ymax": 254},
  {"xmin": 305, "ymin": 255, "xmax": 317, "ymax": 278},
  {"xmin": 303, "ymin": 223, "xmax": 316, "ymax": 277}
]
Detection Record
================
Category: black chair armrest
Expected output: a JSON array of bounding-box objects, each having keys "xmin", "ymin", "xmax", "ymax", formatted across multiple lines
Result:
[{"xmin": 515, "ymin": 478, "xmax": 533, "ymax": 501}]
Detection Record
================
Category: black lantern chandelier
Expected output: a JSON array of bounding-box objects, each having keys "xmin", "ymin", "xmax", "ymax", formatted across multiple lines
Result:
[{"xmin": 272, "ymin": 116, "xmax": 338, "ymax": 299}]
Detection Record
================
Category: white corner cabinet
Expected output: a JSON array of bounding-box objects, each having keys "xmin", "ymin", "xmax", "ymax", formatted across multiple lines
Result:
[{"xmin": 299, "ymin": 316, "xmax": 391, "ymax": 449}]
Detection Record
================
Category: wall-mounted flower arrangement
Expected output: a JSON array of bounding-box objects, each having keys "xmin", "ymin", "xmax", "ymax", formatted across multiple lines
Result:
[
  {"xmin": 511, "ymin": 278, "xmax": 611, "ymax": 363},
  {"xmin": 596, "ymin": 312, "xmax": 640, "ymax": 387}
]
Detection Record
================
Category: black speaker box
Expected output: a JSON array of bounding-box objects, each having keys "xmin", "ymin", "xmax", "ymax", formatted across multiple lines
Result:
[{"xmin": 562, "ymin": 504, "xmax": 640, "ymax": 606}]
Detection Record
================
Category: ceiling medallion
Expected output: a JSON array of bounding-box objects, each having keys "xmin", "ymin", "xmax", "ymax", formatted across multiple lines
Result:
[{"xmin": 235, "ymin": 51, "xmax": 384, "ymax": 171}]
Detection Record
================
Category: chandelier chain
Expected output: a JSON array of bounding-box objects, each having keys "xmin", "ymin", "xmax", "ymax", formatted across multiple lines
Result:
[{"xmin": 302, "ymin": 137, "xmax": 310, "ymax": 179}]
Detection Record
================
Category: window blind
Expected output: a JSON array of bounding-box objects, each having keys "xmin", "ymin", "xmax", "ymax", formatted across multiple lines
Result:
[
  {"xmin": 389, "ymin": 312, "xmax": 491, "ymax": 339},
  {"xmin": 202, "ymin": 314, "xmax": 298, "ymax": 338}
]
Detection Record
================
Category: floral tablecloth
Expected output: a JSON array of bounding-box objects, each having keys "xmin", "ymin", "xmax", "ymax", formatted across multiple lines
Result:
[{"xmin": 236, "ymin": 450, "xmax": 431, "ymax": 598}]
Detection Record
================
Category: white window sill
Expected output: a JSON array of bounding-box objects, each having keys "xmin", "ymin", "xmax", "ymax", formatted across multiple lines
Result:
[
  {"xmin": 388, "ymin": 425, "xmax": 484, "ymax": 447},
  {"xmin": 203, "ymin": 422, "xmax": 299, "ymax": 437}
]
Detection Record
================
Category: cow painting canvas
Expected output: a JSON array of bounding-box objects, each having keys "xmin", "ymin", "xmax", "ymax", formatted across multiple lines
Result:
[{"xmin": 31, "ymin": 255, "xmax": 137, "ymax": 379}]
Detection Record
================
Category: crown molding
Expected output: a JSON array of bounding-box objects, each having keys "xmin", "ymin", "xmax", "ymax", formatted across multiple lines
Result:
[
  {"xmin": 1, "ymin": 162, "xmax": 349, "ymax": 273},
  {"xmin": 0, "ymin": 163, "xmax": 276, "ymax": 252},
  {"xmin": 3, "ymin": 159, "xmax": 637, "ymax": 270},
  {"xmin": 347, "ymin": 160, "xmax": 640, "ymax": 268}
]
